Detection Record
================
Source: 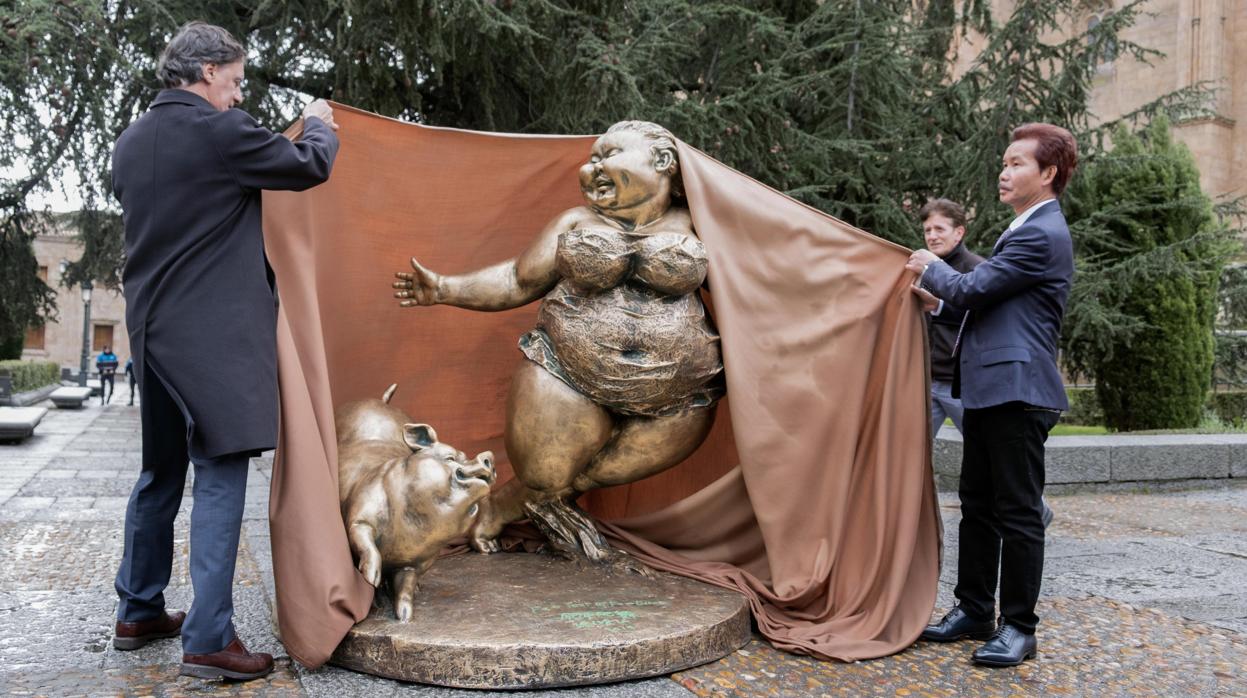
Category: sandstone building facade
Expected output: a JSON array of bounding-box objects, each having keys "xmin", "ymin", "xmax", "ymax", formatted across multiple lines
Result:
[
  {"xmin": 961, "ymin": 0, "xmax": 1243, "ymax": 201},
  {"xmin": 21, "ymin": 221, "xmax": 131, "ymax": 377}
]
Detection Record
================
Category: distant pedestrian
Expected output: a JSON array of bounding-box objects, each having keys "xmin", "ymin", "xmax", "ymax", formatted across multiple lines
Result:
[
  {"xmin": 124, "ymin": 357, "xmax": 135, "ymax": 406},
  {"xmin": 96, "ymin": 345, "xmax": 119, "ymax": 405},
  {"xmin": 110, "ymin": 21, "xmax": 339, "ymax": 681}
]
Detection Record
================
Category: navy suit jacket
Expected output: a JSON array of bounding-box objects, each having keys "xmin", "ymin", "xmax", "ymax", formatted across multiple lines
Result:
[
  {"xmin": 113, "ymin": 89, "xmax": 338, "ymax": 459},
  {"xmin": 921, "ymin": 200, "xmax": 1074, "ymax": 410}
]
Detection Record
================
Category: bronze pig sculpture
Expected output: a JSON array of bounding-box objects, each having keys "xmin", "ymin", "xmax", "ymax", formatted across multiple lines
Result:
[{"xmin": 335, "ymin": 384, "xmax": 495, "ymax": 621}]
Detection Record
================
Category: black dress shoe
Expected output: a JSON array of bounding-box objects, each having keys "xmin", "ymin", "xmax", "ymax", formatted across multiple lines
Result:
[
  {"xmin": 972, "ymin": 623, "xmax": 1037, "ymax": 667},
  {"xmin": 920, "ymin": 607, "xmax": 997, "ymax": 642}
]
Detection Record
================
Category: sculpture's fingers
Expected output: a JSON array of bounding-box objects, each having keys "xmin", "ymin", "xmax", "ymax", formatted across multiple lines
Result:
[
  {"xmin": 393, "ymin": 280, "xmax": 412, "ymax": 289},
  {"xmin": 395, "ymin": 271, "xmax": 413, "ymax": 281},
  {"xmin": 395, "ymin": 290, "xmax": 410, "ymax": 299},
  {"xmin": 399, "ymin": 299, "xmax": 416, "ymax": 307}
]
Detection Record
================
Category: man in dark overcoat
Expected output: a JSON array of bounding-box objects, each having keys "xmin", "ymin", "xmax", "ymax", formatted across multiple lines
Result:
[
  {"xmin": 906, "ymin": 123, "xmax": 1077, "ymax": 667},
  {"xmin": 110, "ymin": 21, "xmax": 339, "ymax": 681}
]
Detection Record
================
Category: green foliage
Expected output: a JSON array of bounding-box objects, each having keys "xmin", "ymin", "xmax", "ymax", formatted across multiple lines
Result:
[
  {"xmin": 0, "ymin": 0, "xmax": 1219, "ymax": 369},
  {"xmin": 1061, "ymin": 387, "xmax": 1104, "ymax": 426},
  {"xmin": 0, "ymin": 212, "xmax": 56, "ymax": 358},
  {"xmin": 0, "ymin": 331, "xmax": 24, "ymax": 360},
  {"xmin": 1063, "ymin": 117, "xmax": 1234, "ymax": 431},
  {"xmin": 0, "ymin": 359, "xmax": 59, "ymax": 391},
  {"xmin": 1207, "ymin": 391, "xmax": 1247, "ymax": 427},
  {"xmin": 1213, "ymin": 330, "xmax": 1247, "ymax": 389}
]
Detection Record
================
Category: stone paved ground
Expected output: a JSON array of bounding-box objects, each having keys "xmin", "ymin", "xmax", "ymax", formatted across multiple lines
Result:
[{"xmin": 1, "ymin": 400, "xmax": 1246, "ymax": 696}]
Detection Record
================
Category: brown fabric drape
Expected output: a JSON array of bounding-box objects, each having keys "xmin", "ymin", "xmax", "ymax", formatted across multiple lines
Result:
[{"xmin": 262, "ymin": 104, "xmax": 940, "ymax": 669}]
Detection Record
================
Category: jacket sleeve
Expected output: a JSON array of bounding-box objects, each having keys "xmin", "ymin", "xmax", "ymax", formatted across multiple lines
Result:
[
  {"xmin": 208, "ymin": 109, "xmax": 339, "ymax": 192},
  {"xmin": 921, "ymin": 224, "xmax": 1051, "ymax": 311}
]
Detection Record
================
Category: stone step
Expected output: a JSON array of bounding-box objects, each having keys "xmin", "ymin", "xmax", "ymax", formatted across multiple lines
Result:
[{"xmin": 933, "ymin": 428, "xmax": 1247, "ymax": 487}]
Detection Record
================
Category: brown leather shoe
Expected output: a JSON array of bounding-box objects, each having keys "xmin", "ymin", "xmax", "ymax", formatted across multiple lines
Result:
[
  {"xmin": 113, "ymin": 610, "xmax": 185, "ymax": 650},
  {"xmin": 180, "ymin": 637, "xmax": 274, "ymax": 681}
]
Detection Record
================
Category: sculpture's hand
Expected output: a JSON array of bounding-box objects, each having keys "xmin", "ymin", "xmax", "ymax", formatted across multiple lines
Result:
[{"xmin": 393, "ymin": 257, "xmax": 443, "ymax": 307}]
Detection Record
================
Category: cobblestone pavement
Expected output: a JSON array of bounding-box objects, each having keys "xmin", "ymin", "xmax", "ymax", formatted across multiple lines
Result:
[{"xmin": 1, "ymin": 401, "xmax": 1245, "ymax": 696}]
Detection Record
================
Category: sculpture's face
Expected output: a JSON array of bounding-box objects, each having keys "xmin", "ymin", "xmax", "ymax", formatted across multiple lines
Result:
[{"xmin": 579, "ymin": 130, "xmax": 669, "ymax": 211}]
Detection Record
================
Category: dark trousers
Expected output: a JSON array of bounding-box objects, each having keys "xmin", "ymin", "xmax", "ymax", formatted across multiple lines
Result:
[
  {"xmin": 954, "ymin": 402, "xmax": 1059, "ymax": 634},
  {"xmin": 100, "ymin": 373, "xmax": 115, "ymax": 404},
  {"xmin": 114, "ymin": 361, "xmax": 249, "ymax": 654}
]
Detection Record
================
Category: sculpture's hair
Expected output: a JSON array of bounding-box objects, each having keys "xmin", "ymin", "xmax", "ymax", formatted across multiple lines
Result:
[
  {"xmin": 1010, "ymin": 122, "xmax": 1079, "ymax": 197},
  {"xmin": 918, "ymin": 198, "xmax": 967, "ymax": 230},
  {"xmin": 606, "ymin": 120, "xmax": 683, "ymax": 197},
  {"xmin": 157, "ymin": 21, "xmax": 246, "ymax": 89}
]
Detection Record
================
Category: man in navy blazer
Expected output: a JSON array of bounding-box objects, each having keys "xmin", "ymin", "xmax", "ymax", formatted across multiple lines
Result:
[
  {"xmin": 110, "ymin": 22, "xmax": 339, "ymax": 681},
  {"xmin": 906, "ymin": 123, "xmax": 1078, "ymax": 667}
]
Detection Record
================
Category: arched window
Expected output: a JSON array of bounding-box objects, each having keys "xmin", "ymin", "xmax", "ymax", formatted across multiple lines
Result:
[{"xmin": 1086, "ymin": 13, "xmax": 1118, "ymax": 68}]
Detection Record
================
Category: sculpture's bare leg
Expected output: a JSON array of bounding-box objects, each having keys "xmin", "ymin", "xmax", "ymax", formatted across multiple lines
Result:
[
  {"xmin": 572, "ymin": 406, "xmax": 716, "ymax": 494},
  {"xmin": 469, "ymin": 361, "xmax": 612, "ymax": 552},
  {"xmin": 391, "ymin": 566, "xmax": 420, "ymax": 622}
]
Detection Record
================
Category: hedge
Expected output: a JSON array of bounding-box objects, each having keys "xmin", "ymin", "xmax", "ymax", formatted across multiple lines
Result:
[
  {"xmin": 0, "ymin": 360, "xmax": 60, "ymax": 392},
  {"xmin": 1063, "ymin": 387, "xmax": 1247, "ymax": 429},
  {"xmin": 1208, "ymin": 391, "xmax": 1247, "ymax": 427},
  {"xmin": 1062, "ymin": 387, "xmax": 1104, "ymax": 426}
]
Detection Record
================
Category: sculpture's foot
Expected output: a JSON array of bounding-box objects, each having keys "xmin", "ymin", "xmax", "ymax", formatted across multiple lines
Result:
[
  {"xmin": 524, "ymin": 497, "xmax": 611, "ymax": 562},
  {"xmin": 469, "ymin": 534, "xmax": 501, "ymax": 554},
  {"xmin": 522, "ymin": 498, "xmax": 655, "ymax": 578},
  {"xmin": 391, "ymin": 567, "xmax": 420, "ymax": 622},
  {"xmin": 468, "ymin": 496, "xmax": 507, "ymax": 554}
]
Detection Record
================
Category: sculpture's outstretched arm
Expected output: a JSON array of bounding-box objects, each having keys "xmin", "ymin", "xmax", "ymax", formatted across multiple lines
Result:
[{"xmin": 394, "ymin": 208, "xmax": 578, "ymax": 311}]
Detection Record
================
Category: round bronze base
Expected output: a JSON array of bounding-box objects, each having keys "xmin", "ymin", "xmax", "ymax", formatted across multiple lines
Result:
[{"xmin": 329, "ymin": 552, "xmax": 751, "ymax": 689}]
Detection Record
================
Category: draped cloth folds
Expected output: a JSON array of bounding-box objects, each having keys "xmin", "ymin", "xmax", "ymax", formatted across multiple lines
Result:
[{"xmin": 262, "ymin": 104, "xmax": 940, "ymax": 669}]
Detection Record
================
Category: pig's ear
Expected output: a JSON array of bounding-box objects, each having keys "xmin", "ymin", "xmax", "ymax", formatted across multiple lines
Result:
[{"xmin": 402, "ymin": 423, "xmax": 438, "ymax": 450}]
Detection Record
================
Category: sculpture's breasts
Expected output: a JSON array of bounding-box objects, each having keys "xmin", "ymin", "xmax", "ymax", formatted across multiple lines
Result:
[
  {"xmin": 522, "ymin": 223, "xmax": 724, "ymax": 417},
  {"xmin": 556, "ymin": 228, "xmax": 708, "ymax": 296}
]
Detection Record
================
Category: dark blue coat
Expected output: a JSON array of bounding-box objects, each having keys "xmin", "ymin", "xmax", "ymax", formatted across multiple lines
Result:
[
  {"xmin": 112, "ymin": 89, "xmax": 338, "ymax": 459},
  {"xmin": 921, "ymin": 201, "xmax": 1074, "ymax": 410}
]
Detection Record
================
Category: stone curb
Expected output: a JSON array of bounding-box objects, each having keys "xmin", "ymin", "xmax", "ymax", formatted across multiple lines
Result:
[{"xmin": 933, "ymin": 428, "xmax": 1247, "ymax": 489}]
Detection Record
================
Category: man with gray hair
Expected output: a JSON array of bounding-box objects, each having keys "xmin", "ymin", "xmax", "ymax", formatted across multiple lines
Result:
[{"xmin": 110, "ymin": 21, "xmax": 339, "ymax": 681}]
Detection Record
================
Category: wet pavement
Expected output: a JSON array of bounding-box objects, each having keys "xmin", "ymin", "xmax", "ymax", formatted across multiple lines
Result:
[{"xmin": 1, "ymin": 400, "xmax": 1245, "ymax": 696}]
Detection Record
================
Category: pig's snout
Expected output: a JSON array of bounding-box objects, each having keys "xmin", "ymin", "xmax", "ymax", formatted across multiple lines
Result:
[{"xmin": 455, "ymin": 451, "xmax": 496, "ymax": 485}]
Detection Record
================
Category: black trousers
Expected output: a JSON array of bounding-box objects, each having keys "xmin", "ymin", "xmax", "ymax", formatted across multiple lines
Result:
[
  {"xmin": 954, "ymin": 402, "xmax": 1059, "ymax": 634},
  {"xmin": 100, "ymin": 373, "xmax": 115, "ymax": 403}
]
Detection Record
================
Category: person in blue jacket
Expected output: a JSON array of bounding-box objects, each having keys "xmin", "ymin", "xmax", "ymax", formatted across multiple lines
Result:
[
  {"xmin": 96, "ymin": 346, "xmax": 119, "ymax": 405},
  {"xmin": 907, "ymin": 123, "xmax": 1077, "ymax": 668}
]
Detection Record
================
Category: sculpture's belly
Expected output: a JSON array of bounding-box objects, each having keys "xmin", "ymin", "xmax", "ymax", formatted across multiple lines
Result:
[{"xmin": 532, "ymin": 283, "xmax": 723, "ymax": 415}]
